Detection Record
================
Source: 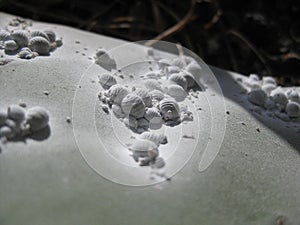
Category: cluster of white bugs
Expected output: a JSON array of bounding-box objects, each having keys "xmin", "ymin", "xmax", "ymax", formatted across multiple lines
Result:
[
  {"xmin": 96, "ymin": 47, "xmax": 204, "ymax": 169},
  {"xmin": 244, "ymin": 74, "xmax": 300, "ymax": 121},
  {"xmin": 0, "ymin": 17, "xmax": 62, "ymax": 60},
  {"xmin": 0, "ymin": 105, "xmax": 50, "ymax": 144},
  {"xmin": 98, "ymin": 70, "xmax": 196, "ymax": 132},
  {"xmin": 98, "ymin": 74, "xmax": 193, "ymax": 133}
]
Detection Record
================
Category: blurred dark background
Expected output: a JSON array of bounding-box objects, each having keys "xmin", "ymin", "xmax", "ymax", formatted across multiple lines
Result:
[{"xmin": 1, "ymin": 0, "xmax": 300, "ymax": 85}]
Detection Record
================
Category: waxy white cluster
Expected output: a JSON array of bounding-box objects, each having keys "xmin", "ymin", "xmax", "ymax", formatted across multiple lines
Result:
[
  {"xmin": 96, "ymin": 47, "xmax": 204, "ymax": 169},
  {"xmin": 245, "ymin": 74, "xmax": 300, "ymax": 121},
  {"xmin": 0, "ymin": 21, "xmax": 62, "ymax": 60},
  {"xmin": 0, "ymin": 105, "xmax": 49, "ymax": 142}
]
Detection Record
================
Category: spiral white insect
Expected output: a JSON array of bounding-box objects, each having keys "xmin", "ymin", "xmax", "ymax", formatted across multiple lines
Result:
[
  {"xmin": 25, "ymin": 106, "xmax": 50, "ymax": 132},
  {"xmin": 186, "ymin": 62, "xmax": 201, "ymax": 79},
  {"xmin": 140, "ymin": 132, "xmax": 168, "ymax": 145},
  {"xmin": 249, "ymin": 74, "xmax": 260, "ymax": 81},
  {"xmin": 7, "ymin": 105, "xmax": 26, "ymax": 123},
  {"xmin": 0, "ymin": 126, "xmax": 13, "ymax": 138},
  {"xmin": 4, "ymin": 40, "xmax": 18, "ymax": 51},
  {"xmin": 285, "ymin": 89, "xmax": 300, "ymax": 103},
  {"xmin": 112, "ymin": 104, "xmax": 124, "ymax": 118},
  {"xmin": 28, "ymin": 36, "xmax": 51, "ymax": 55},
  {"xmin": 31, "ymin": 31, "xmax": 50, "ymax": 41},
  {"xmin": 5, "ymin": 119, "xmax": 21, "ymax": 138},
  {"xmin": 132, "ymin": 149, "xmax": 159, "ymax": 165},
  {"xmin": 168, "ymin": 73, "xmax": 188, "ymax": 90},
  {"xmin": 270, "ymin": 87, "xmax": 288, "ymax": 106},
  {"xmin": 108, "ymin": 84, "xmax": 129, "ymax": 105},
  {"xmin": 121, "ymin": 93, "xmax": 145, "ymax": 118},
  {"xmin": 149, "ymin": 90, "xmax": 165, "ymax": 102},
  {"xmin": 44, "ymin": 30, "xmax": 56, "ymax": 43},
  {"xmin": 285, "ymin": 101, "xmax": 300, "ymax": 118},
  {"xmin": 262, "ymin": 76, "xmax": 276, "ymax": 85},
  {"xmin": 10, "ymin": 30, "xmax": 29, "ymax": 47},
  {"xmin": 0, "ymin": 30, "xmax": 11, "ymax": 42},
  {"xmin": 0, "ymin": 111, "xmax": 7, "ymax": 126},
  {"xmin": 144, "ymin": 107, "xmax": 162, "ymax": 124},
  {"xmin": 248, "ymin": 80, "xmax": 262, "ymax": 90},
  {"xmin": 247, "ymin": 89, "xmax": 267, "ymax": 106},
  {"xmin": 98, "ymin": 73, "xmax": 117, "ymax": 90},
  {"xmin": 144, "ymin": 79, "xmax": 163, "ymax": 92},
  {"xmin": 18, "ymin": 47, "xmax": 37, "ymax": 59},
  {"xmin": 166, "ymin": 84, "xmax": 187, "ymax": 99},
  {"xmin": 128, "ymin": 139, "xmax": 158, "ymax": 162},
  {"xmin": 262, "ymin": 83, "xmax": 276, "ymax": 95},
  {"xmin": 133, "ymin": 88, "xmax": 152, "ymax": 107},
  {"xmin": 55, "ymin": 39, "xmax": 63, "ymax": 47},
  {"xmin": 159, "ymin": 99, "xmax": 180, "ymax": 121}
]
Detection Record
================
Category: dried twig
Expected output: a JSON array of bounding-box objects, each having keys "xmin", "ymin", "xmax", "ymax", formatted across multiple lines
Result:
[
  {"xmin": 265, "ymin": 52, "xmax": 300, "ymax": 62},
  {"xmin": 204, "ymin": 9, "xmax": 222, "ymax": 29},
  {"xmin": 145, "ymin": 0, "xmax": 197, "ymax": 46},
  {"xmin": 112, "ymin": 17, "xmax": 135, "ymax": 23}
]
